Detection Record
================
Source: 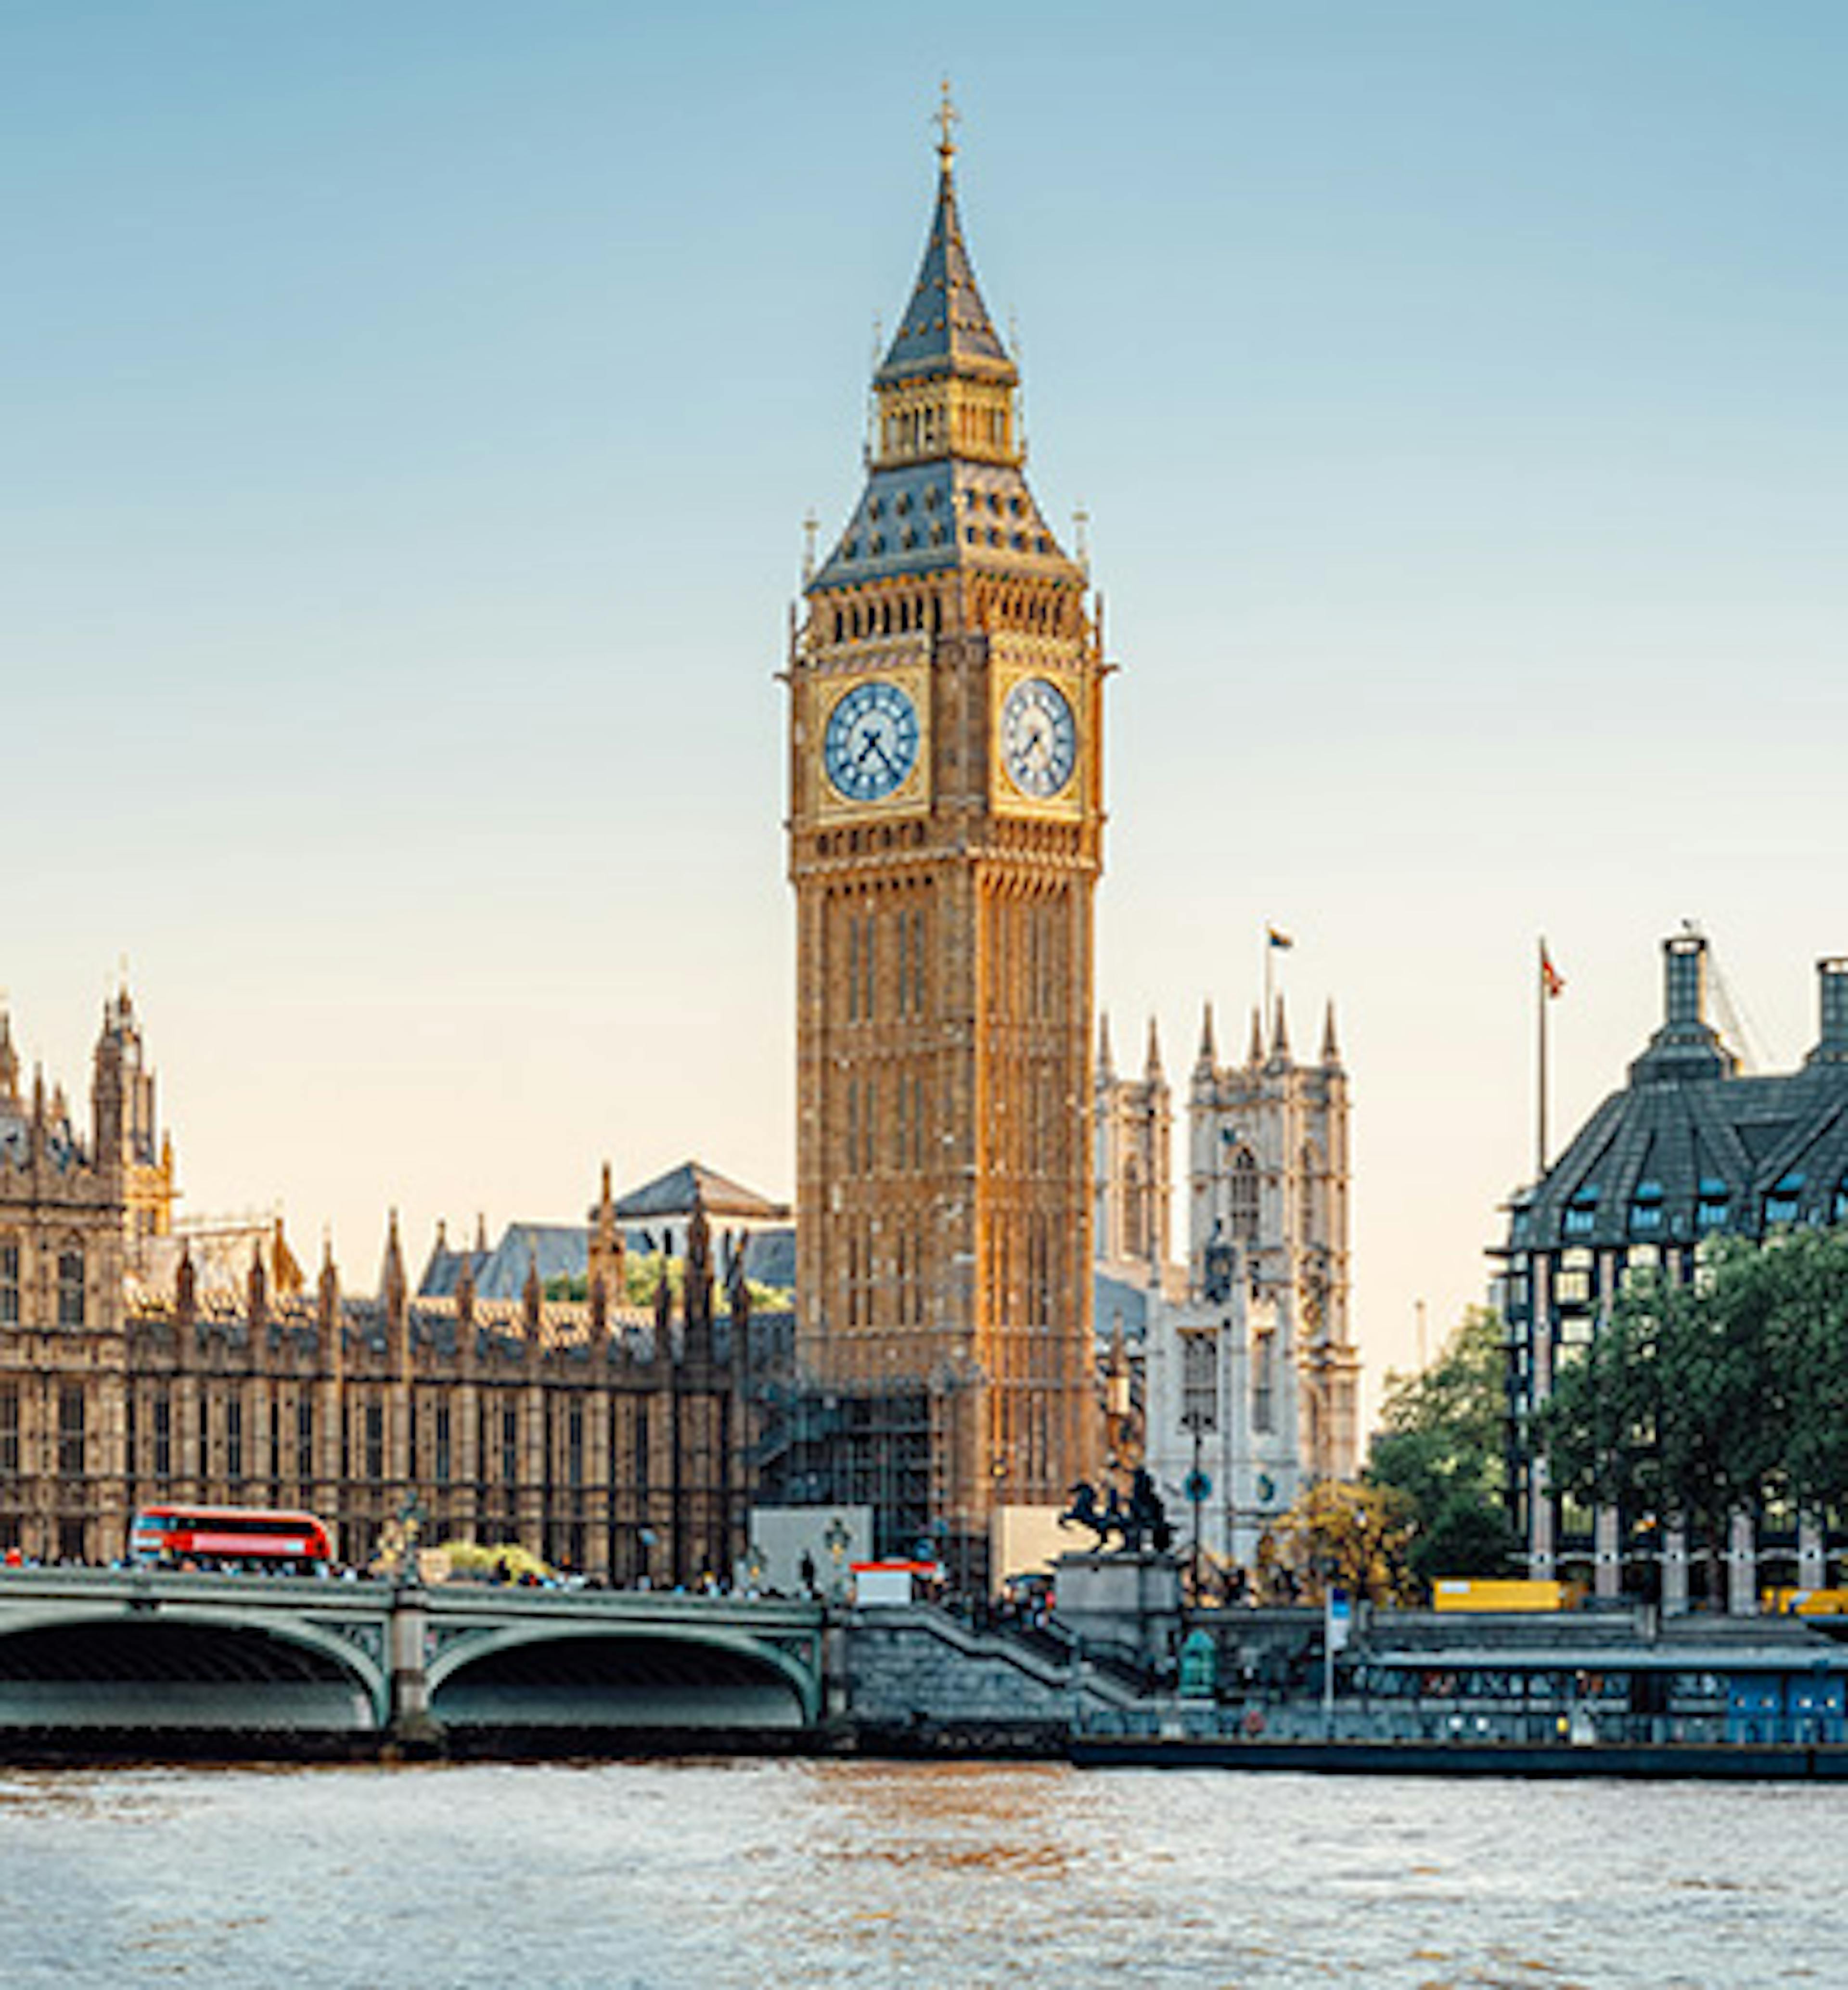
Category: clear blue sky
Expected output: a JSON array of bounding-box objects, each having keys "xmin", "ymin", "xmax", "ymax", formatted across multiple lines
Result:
[{"xmin": 7, "ymin": 3, "xmax": 1845, "ymax": 1398}]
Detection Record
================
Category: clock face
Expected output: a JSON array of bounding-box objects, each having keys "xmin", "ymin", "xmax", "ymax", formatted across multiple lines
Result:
[
  {"xmin": 823, "ymin": 679, "xmax": 920, "ymax": 803},
  {"xmin": 1001, "ymin": 677, "xmax": 1078, "ymax": 798}
]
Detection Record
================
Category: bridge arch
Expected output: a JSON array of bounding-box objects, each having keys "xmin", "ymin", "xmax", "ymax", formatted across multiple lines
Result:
[
  {"xmin": 428, "ymin": 1622, "xmax": 818, "ymax": 1731},
  {"xmin": 0, "ymin": 1607, "xmax": 387, "ymax": 1732}
]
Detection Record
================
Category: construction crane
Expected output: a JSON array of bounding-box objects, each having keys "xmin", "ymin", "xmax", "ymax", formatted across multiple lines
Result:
[{"xmin": 1682, "ymin": 919, "xmax": 1768, "ymax": 1073}]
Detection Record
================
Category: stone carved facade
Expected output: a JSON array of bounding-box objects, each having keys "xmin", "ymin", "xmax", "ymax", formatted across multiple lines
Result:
[
  {"xmin": 1099, "ymin": 995, "xmax": 1360, "ymax": 1568},
  {"xmin": 0, "ymin": 995, "xmax": 758, "ymax": 1579}
]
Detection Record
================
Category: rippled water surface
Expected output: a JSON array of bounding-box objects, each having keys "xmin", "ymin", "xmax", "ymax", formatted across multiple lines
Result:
[{"xmin": 1, "ymin": 1759, "xmax": 1842, "ymax": 1987}]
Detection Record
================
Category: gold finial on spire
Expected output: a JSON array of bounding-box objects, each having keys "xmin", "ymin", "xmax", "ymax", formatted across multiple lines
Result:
[{"xmin": 936, "ymin": 78, "xmax": 959, "ymax": 174}]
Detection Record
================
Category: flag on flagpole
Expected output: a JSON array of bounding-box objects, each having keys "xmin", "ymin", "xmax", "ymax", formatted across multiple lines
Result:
[
  {"xmin": 1267, "ymin": 926, "xmax": 1294, "ymax": 951},
  {"xmin": 1540, "ymin": 942, "xmax": 1565, "ymax": 1001}
]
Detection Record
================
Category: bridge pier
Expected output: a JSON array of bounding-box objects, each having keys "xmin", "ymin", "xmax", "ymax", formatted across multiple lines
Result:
[{"xmin": 387, "ymin": 1582, "xmax": 444, "ymax": 1754}]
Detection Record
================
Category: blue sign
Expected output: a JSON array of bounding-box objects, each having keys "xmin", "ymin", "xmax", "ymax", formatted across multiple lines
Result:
[{"xmin": 1184, "ymin": 1470, "xmax": 1213, "ymax": 1504}]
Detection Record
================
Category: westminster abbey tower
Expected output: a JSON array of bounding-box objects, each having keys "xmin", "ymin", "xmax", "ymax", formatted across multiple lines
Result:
[{"xmin": 788, "ymin": 106, "xmax": 1104, "ymax": 1531}]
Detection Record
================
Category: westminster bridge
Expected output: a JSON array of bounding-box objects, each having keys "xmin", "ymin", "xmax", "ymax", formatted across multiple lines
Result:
[
  {"xmin": 0, "ymin": 1567, "xmax": 1149, "ymax": 1748},
  {"xmin": 0, "ymin": 1570, "xmax": 831, "ymax": 1739}
]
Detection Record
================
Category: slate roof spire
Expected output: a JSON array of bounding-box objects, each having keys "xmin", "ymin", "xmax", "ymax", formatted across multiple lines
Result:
[{"xmin": 874, "ymin": 82, "xmax": 1014, "ymax": 392}]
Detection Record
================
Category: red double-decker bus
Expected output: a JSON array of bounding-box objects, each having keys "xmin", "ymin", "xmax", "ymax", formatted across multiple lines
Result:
[{"xmin": 128, "ymin": 1505, "xmax": 336, "ymax": 1571}]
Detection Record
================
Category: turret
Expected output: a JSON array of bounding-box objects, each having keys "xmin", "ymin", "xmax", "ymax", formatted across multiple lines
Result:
[
  {"xmin": 1194, "ymin": 1001, "xmax": 1217, "ymax": 1076},
  {"xmin": 588, "ymin": 1159, "xmax": 626, "ymax": 1323},
  {"xmin": 1097, "ymin": 1012, "xmax": 1116, "ymax": 1085},
  {"xmin": 1270, "ymin": 995, "xmax": 1291, "ymax": 1064},
  {"xmin": 1246, "ymin": 1007, "xmax": 1265, "ymax": 1068},
  {"xmin": 1321, "ymin": 999, "xmax": 1342, "ymax": 1069},
  {"xmin": 247, "ymin": 1241, "xmax": 269, "ymax": 1330},
  {"xmin": 0, "ymin": 1010, "xmax": 18, "ymax": 1106},
  {"xmin": 683, "ymin": 1188, "xmax": 715, "ymax": 1363},
  {"xmin": 522, "ymin": 1249, "xmax": 542, "ymax": 1335},
  {"xmin": 175, "ymin": 1242, "xmax": 198, "ymax": 1329},
  {"xmin": 1144, "ymin": 1016, "xmax": 1165, "ymax": 1082},
  {"xmin": 381, "ymin": 1209, "xmax": 408, "ymax": 1369}
]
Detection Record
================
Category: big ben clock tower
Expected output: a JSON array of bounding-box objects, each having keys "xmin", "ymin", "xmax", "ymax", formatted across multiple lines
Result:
[{"xmin": 788, "ymin": 98, "xmax": 1105, "ymax": 1547}]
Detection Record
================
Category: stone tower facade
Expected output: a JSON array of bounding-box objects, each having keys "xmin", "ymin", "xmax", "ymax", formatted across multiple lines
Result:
[
  {"xmin": 1184, "ymin": 999, "xmax": 1359, "ymax": 1486},
  {"xmin": 788, "ymin": 112, "xmax": 1105, "ymax": 1534},
  {"xmin": 1094, "ymin": 1016, "xmax": 1171, "ymax": 1276}
]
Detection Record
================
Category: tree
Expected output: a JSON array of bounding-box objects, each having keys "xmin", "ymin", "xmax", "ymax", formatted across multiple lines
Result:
[
  {"xmin": 1366, "ymin": 1306, "xmax": 1520, "ymax": 1587},
  {"xmin": 1261, "ymin": 1480, "xmax": 1418, "ymax": 1605},
  {"xmin": 1538, "ymin": 1228, "xmax": 1848, "ymax": 1606}
]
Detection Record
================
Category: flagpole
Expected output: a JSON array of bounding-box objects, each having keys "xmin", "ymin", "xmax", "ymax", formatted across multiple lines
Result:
[{"xmin": 1536, "ymin": 936, "xmax": 1549, "ymax": 1180}]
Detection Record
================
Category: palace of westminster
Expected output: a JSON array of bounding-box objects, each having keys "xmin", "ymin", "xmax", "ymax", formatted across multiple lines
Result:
[{"xmin": 1, "ymin": 113, "xmax": 1360, "ymax": 1580}]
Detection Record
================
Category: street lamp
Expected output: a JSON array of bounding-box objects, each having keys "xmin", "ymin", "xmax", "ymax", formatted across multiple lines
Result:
[{"xmin": 823, "ymin": 1514, "xmax": 851, "ymax": 1600}]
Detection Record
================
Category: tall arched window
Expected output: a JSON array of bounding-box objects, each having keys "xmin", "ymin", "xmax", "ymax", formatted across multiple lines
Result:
[
  {"xmin": 57, "ymin": 1247, "xmax": 85, "ymax": 1327},
  {"xmin": 1229, "ymin": 1147, "xmax": 1260, "ymax": 1246}
]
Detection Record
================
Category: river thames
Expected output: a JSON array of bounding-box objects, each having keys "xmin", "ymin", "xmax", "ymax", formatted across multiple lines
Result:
[{"xmin": 1, "ymin": 1758, "xmax": 1839, "ymax": 1986}]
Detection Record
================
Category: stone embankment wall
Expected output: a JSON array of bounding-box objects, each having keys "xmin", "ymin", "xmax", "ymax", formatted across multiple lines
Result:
[{"xmin": 840, "ymin": 1605, "xmax": 1141, "ymax": 1748}]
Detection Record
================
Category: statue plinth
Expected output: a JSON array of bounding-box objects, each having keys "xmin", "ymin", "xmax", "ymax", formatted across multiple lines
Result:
[{"xmin": 1052, "ymin": 1549, "xmax": 1182, "ymax": 1670}]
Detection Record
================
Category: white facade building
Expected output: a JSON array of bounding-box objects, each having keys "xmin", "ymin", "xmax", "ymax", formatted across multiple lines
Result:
[{"xmin": 1098, "ymin": 994, "xmax": 1359, "ymax": 1571}]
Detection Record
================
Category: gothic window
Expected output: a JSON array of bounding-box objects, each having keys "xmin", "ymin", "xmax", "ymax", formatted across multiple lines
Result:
[
  {"xmin": 58, "ymin": 1386, "xmax": 85, "ymax": 1479},
  {"xmin": 226, "ymin": 1398, "xmax": 244, "ymax": 1484},
  {"xmin": 1181, "ymin": 1329, "xmax": 1218, "ymax": 1432},
  {"xmin": 57, "ymin": 1247, "xmax": 85, "ymax": 1327},
  {"xmin": 912, "ymin": 906, "xmax": 927, "ymax": 1014},
  {"xmin": 295, "ymin": 1397, "xmax": 313, "ymax": 1483},
  {"xmin": 435, "ymin": 1405, "xmax": 452, "ymax": 1486},
  {"xmin": 1253, "ymin": 1334, "xmax": 1275, "ymax": 1435},
  {"xmin": 0, "ymin": 1242, "xmax": 17, "ymax": 1324},
  {"xmin": 0, "ymin": 1386, "xmax": 17, "ymax": 1476},
  {"xmin": 155, "ymin": 1392, "xmax": 172, "ymax": 1480},
  {"xmin": 500, "ymin": 1406, "xmax": 519, "ymax": 1488},
  {"xmin": 567, "ymin": 1399, "xmax": 585, "ymax": 1489},
  {"xmin": 1229, "ymin": 1147, "xmax": 1259, "ymax": 1247},
  {"xmin": 365, "ymin": 1402, "xmax": 385, "ymax": 1481}
]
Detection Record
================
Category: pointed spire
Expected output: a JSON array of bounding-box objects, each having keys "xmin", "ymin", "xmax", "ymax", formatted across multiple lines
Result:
[
  {"xmin": 176, "ymin": 1241, "xmax": 198, "ymax": 1326},
  {"xmin": 474, "ymin": 1211, "xmax": 488, "ymax": 1254},
  {"xmin": 247, "ymin": 1240, "xmax": 269, "ymax": 1327},
  {"xmin": 316, "ymin": 1231, "xmax": 338, "ymax": 1335},
  {"xmin": 1097, "ymin": 1011, "xmax": 1115, "ymax": 1083},
  {"xmin": 522, "ymin": 1247, "xmax": 542, "ymax": 1330},
  {"xmin": 874, "ymin": 86, "xmax": 1012, "ymax": 392},
  {"xmin": 1246, "ymin": 1006, "xmax": 1265, "ymax": 1067},
  {"xmin": 1270, "ymin": 995, "xmax": 1291, "ymax": 1062},
  {"xmin": 380, "ymin": 1207, "xmax": 406, "ymax": 1308},
  {"xmin": 0, "ymin": 1008, "xmax": 17, "ymax": 1105},
  {"xmin": 1321, "ymin": 999, "xmax": 1342, "ymax": 1067},
  {"xmin": 1144, "ymin": 1016, "xmax": 1164, "ymax": 1080},
  {"xmin": 1196, "ymin": 1001, "xmax": 1217, "ymax": 1071}
]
